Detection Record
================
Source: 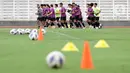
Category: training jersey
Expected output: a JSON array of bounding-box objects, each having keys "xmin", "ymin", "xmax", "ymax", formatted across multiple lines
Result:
[
  {"xmin": 46, "ymin": 8, "xmax": 51, "ymax": 17},
  {"xmin": 42, "ymin": 8, "xmax": 48, "ymax": 17},
  {"xmin": 60, "ymin": 7, "xmax": 66, "ymax": 17},
  {"xmin": 37, "ymin": 8, "xmax": 43, "ymax": 17},
  {"xmin": 72, "ymin": 7, "xmax": 76, "ymax": 17},
  {"xmin": 93, "ymin": 7, "xmax": 100, "ymax": 17},
  {"xmin": 55, "ymin": 7, "xmax": 61, "ymax": 18},
  {"xmin": 67, "ymin": 7, "xmax": 72, "ymax": 17},
  {"xmin": 50, "ymin": 7, "xmax": 55, "ymax": 18},
  {"xmin": 87, "ymin": 7, "xmax": 94, "ymax": 17},
  {"xmin": 75, "ymin": 6, "xmax": 80, "ymax": 16},
  {"xmin": 79, "ymin": 10, "xmax": 82, "ymax": 18}
]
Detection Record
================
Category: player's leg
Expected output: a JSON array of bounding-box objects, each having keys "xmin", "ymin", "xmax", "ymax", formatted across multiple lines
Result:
[
  {"xmin": 44, "ymin": 17, "xmax": 47, "ymax": 28},
  {"xmin": 91, "ymin": 17, "xmax": 97, "ymax": 29},
  {"xmin": 73, "ymin": 16, "xmax": 79, "ymax": 28},
  {"xmin": 63, "ymin": 16, "xmax": 68, "ymax": 28},
  {"xmin": 69, "ymin": 16, "xmax": 74, "ymax": 28},
  {"xmin": 87, "ymin": 17, "xmax": 92, "ymax": 28},
  {"xmin": 37, "ymin": 17, "xmax": 43, "ymax": 29},
  {"xmin": 41, "ymin": 17, "xmax": 46, "ymax": 28},
  {"xmin": 97, "ymin": 17, "xmax": 103, "ymax": 29},
  {"xmin": 45, "ymin": 16, "xmax": 48, "ymax": 28},
  {"xmin": 79, "ymin": 17, "xmax": 85, "ymax": 28},
  {"xmin": 76, "ymin": 15, "xmax": 82, "ymax": 28},
  {"xmin": 60, "ymin": 17, "xmax": 65, "ymax": 28},
  {"xmin": 94, "ymin": 17, "xmax": 100, "ymax": 29},
  {"xmin": 51, "ymin": 17, "xmax": 55, "ymax": 28},
  {"xmin": 46, "ymin": 17, "xmax": 51, "ymax": 27},
  {"xmin": 56, "ymin": 17, "xmax": 61, "ymax": 28},
  {"xmin": 37, "ymin": 17, "xmax": 40, "ymax": 29}
]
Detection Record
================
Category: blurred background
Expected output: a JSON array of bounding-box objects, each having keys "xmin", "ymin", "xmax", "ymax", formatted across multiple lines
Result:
[{"xmin": 0, "ymin": 0, "xmax": 130, "ymax": 26}]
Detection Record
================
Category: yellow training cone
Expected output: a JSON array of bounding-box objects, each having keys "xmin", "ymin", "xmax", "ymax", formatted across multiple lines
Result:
[
  {"xmin": 61, "ymin": 42, "xmax": 79, "ymax": 52},
  {"xmin": 94, "ymin": 40, "xmax": 110, "ymax": 48}
]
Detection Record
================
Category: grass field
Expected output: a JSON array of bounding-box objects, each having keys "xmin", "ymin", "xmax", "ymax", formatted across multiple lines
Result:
[{"xmin": 0, "ymin": 28, "xmax": 130, "ymax": 73}]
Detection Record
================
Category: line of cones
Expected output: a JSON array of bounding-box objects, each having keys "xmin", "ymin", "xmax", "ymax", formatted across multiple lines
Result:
[
  {"xmin": 61, "ymin": 41, "xmax": 94, "ymax": 69},
  {"xmin": 61, "ymin": 40, "xmax": 109, "ymax": 70},
  {"xmin": 37, "ymin": 26, "xmax": 109, "ymax": 70}
]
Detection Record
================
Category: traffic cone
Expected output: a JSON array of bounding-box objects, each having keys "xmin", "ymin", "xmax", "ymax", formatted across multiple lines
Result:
[
  {"xmin": 80, "ymin": 41, "xmax": 94, "ymax": 70},
  {"xmin": 38, "ymin": 27, "xmax": 43, "ymax": 41}
]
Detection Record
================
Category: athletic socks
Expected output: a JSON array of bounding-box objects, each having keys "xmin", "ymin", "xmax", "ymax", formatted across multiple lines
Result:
[
  {"xmin": 51, "ymin": 22, "xmax": 55, "ymax": 26},
  {"xmin": 87, "ymin": 22, "xmax": 91, "ymax": 26},
  {"xmin": 81, "ymin": 22, "xmax": 85, "ymax": 28},
  {"xmin": 70, "ymin": 22, "xmax": 73, "ymax": 28},
  {"xmin": 74, "ymin": 22, "xmax": 79, "ymax": 28},
  {"xmin": 78, "ymin": 22, "xmax": 82, "ymax": 28},
  {"xmin": 57, "ymin": 23, "xmax": 61, "ymax": 28},
  {"xmin": 61, "ymin": 23, "xmax": 65, "ymax": 28},
  {"xmin": 65, "ymin": 22, "xmax": 68, "ymax": 28}
]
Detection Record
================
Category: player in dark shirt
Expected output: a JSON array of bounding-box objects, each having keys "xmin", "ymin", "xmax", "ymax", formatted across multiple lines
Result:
[
  {"xmin": 78, "ymin": 5, "xmax": 85, "ymax": 28},
  {"xmin": 60, "ymin": 3, "xmax": 68, "ymax": 28},
  {"xmin": 36, "ymin": 4, "xmax": 42, "ymax": 29},
  {"xmin": 45, "ymin": 4, "xmax": 51, "ymax": 27},
  {"xmin": 72, "ymin": 3, "xmax": 82, "ymax": 28},
  {"xmin": 86, "ymin": 3, "xmax": 94, "ymax": 28},
  {"xmin": 47, "ymin": 4, "xmax": 55, "ymax": 28},
  {"xmin": 41, "ymin": 4, "xmax": 48, "ymax": 28}
]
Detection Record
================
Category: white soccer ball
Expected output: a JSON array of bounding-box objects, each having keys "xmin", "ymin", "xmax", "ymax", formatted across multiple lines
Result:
[
  {"xmin": 29, "ymin": 32, "xmax": 38, "ymax": 40},
  {"xmin": 25, "ymin": 28, "xmax": 31, "ymax": 34},
  {"xmin": 46, "ymin": 51, "xmax": 65, "ymax": 69},
  {"xmin": 10, "ymin": 29, "xmax": 17, "ymax": 35},
  {"xmin": 17, "ymin": 28, "xmax": 25, "ymax": 35},
  {"xmin": 21, "ymin": 29, "xmax": 25, "ymax": 34},
  {"xmin": 31, "ymin": 29, "xmax": 38, "ymax": 33},
  {"xmin": 41, "ymin": 29, "xmax": 46, "ymax": 34}
]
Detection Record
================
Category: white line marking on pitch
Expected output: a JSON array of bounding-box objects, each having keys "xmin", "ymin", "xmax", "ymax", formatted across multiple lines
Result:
[
  {"xmin": 48, "ymin": 30, "xmax": 81, "ymax": 40},
  {"xmin": 48, "ymin": 30, "xmax": 96, "ymax": 44}
]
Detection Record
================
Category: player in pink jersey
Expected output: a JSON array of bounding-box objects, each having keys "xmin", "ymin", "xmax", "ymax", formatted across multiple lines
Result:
[
  {"xmin": 47, "ymin": 4, "xmax": 55, "ymax": 28},
  {"xmin": 60, "ymin": 3, "xmax": 68, "ymax": 28}
]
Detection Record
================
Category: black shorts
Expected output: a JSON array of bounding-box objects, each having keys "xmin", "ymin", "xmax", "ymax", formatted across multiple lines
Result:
[
  {"xmin": 71, "ymin": 15, "xmax": 79, "ymax": 21},
  {"xmin": 79, "ymin": 18, "xmax": 83, "ymax": 22},
  {"xmin": 70, "ymin": 16, "xmax": 75, "ymax": 22},
  {"xmin": 56, "ymin": 17, "xmax": 60, "ymax": 21},
  {"xmin": 75, "ymin": 15, "xmax": 79, "ymax": 20},
  {"xmin": 95, "ymin": 17, "xmax": 99, "ymax": 21},
  {"xmin": 69, "ymin": 16, "xmax": 73, "ymax": 21},
  {"xmin": 47, "ymin": 17, "xmax": 51, "ymax": 20},
  {"xmin": 87, "ymin": 16, "xmax": 95, "ymax": 21},
  {"xmin": 46, "ymin": 16, "xmax": 49, "ymax": 20},
  {"xmin": 37, "ymin": 17, "xmax": 42, "ymax": 21},
  {"xmin": 61, "ymin": 17, "xmax": 66, "ymax": 21},
  {"xmin": 41, "ymin": 17, "xmax": 47, "ymax": 21},
  {"xmin": 50, "ymin": 17, "xmax": 55, "ymax": 21}
]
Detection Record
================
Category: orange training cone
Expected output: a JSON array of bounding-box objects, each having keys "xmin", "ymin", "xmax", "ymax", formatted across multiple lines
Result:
[
  {"xmin": 80, "ymin": 41, "xmax": 94, "ymax": 70},
  {"xmin": 38, "ymin": 27, "xmax": 43, "ymax": 41}
]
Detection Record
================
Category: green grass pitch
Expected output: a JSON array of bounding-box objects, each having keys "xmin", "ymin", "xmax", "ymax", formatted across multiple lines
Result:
[{"xmin": 0, "ymin": 28, "xmax": 130, "ymax": 73}]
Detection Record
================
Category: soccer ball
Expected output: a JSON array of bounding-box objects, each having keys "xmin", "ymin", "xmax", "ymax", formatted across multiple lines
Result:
[
  {"xmin": 21, "ymin": 29, "xmax": 25, "ymax": 34},
  {"xmin": 10, "ymin": 29, "xmax": 17, "ymax": 35},
  {"xmin": 25, "ymin": 28, "xmax": 31, "ymax": 34},
  {"xmin": 29, "ymin": 32, "xmax": 38, "ymax": 40},
  {"xmin": 46, "ymin": 51, "xmax": 65, "ymax": 69},
  {"xmin": 17, "ymin": 28, "xmax": 25, "ymax": 35},
  {"xmin": 41, "ymin": 29, "xmax": 46, "ymax": 34},
  {"xmin": 31, "ymin": 29, "xmax": 38, "ymax": 33}
]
